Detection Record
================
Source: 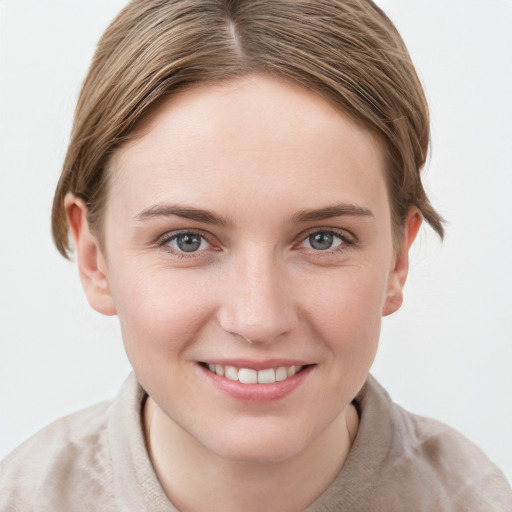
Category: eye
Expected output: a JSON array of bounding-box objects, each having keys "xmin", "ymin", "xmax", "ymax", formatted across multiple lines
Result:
[
  {"xmin": 299, "ymin": 230, "xmax": 346, "ymax": 251},
  {"xmin": 162, "ymin": 231, "xmax": 211, "ymax": 253}
]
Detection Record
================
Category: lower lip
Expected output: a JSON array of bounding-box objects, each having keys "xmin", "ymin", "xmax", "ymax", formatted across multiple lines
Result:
[{"xmin": 198, "ymin": 364, "xmax": 314, "ymax": 403}]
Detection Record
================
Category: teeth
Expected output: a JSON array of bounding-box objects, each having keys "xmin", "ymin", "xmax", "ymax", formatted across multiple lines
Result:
[
  {"xmin": 275, "ymin": 367, "xmax": 288, "ymax": 381},
  {"xmin": 239, "ymin": 368, "xmax": 258, "ymax": 384},
  {"xmin": 257, "ymin": 368, "xmax": 275, "ymax": 384},
  {"xmin": 225, "ymin": 366, "xmax": 238, "ymax": 381},
  {"xmin": 287, "ymin": 366, "xmax": 298, "ymax": 377},
  {"xmin": 206, "ymin": 363, "xmax": 304, "ymax": 384}
]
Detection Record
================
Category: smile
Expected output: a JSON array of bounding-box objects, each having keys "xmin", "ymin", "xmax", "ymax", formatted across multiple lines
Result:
[{"xmin": 202, "ymin": 363, "xmax": 305, "ymax": 384}]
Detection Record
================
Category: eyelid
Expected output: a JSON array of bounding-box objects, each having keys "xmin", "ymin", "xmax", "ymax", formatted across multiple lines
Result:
[
  {"xmin": 152, "ymin": 227, "xmax": 357, "ymax": 257},
  {"xmin": 154, "ymin": 229, "xmax": 218, "ymax": 255},
  {"xmin": 295, "ymin": 227, "xmax": 357, "ymax": 246}
]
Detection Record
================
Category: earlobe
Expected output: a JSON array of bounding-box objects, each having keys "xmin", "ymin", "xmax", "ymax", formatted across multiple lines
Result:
[
  {"xmin": 382, "ymin": 207, "xmax": 422, "ymax": 317},
  {"xmin": 64, "ymin": 193, "xmax": 117, "ymax": 316}
]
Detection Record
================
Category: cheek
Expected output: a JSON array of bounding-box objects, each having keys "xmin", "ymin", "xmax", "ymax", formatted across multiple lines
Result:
[
  {"xmin": 109, "ymin": 263, "xmax": 216, "ymax": 360},
  {"xmin": 307, "ymin": 262, "xmax": 388, "ymax": 326},
  {"xmin": 304, "ymin": 263, "xmax": 389, "ymax": 363}
]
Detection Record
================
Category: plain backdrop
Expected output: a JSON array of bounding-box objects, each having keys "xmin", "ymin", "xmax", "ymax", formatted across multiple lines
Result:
[{"xmin": 1, "ymin": 0, "xmax": 511, "ymax": 483}]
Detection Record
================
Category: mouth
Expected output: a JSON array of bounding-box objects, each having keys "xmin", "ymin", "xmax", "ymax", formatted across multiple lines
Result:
[
  {"xmin": 198, "ymin": 361, "xmax": 314, "ymax": 402},
  {"xmin": 199, "ymin": 362, "xmax": 311, "ymax": 384}
]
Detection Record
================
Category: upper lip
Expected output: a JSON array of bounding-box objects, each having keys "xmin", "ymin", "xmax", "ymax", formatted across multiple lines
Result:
[{"xmin": 199, "ymin": 359, "xmax": 312, "ymax": 371}]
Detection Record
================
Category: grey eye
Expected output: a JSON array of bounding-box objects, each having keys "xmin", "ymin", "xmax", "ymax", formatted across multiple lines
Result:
[
  {"xmin": 301, "ymin": 231, "xmax": 343, "ymax": 251},
  {"xmin": 169, "ymin": 233, "xmax": 208, "ymax": 252}
]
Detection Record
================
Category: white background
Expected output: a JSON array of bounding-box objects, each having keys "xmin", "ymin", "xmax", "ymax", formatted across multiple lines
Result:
[{"xmin": 1, "ymin": 0, "xmax": 511, "ymax": 483}]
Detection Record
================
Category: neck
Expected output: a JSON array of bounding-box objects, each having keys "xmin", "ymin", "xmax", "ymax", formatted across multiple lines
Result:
[{"xmin": 143, "ymin": 398, "xmax": 359, "ymax": 512}]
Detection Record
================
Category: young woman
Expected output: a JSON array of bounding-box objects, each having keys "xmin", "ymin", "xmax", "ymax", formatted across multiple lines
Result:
[{"xmin": 1, "ymin": 1, "xmax": 511, "ymax": 510}]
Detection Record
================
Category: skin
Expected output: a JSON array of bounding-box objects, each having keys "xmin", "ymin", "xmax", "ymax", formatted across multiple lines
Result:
[{"xmin": 65, "ymin": 75, "xmax": 421, "ymax": 512}]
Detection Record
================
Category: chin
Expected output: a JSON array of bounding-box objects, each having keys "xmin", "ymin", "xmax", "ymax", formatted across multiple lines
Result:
[
  {"xmin": 203, "ymin": 421, "xmax": 313, "ymax": 464},
  {"xmin": 217, "ymin": 440, "xmax": 306, "ymax": 465}
]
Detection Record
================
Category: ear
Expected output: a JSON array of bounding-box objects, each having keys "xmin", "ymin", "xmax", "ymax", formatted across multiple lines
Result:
[
  {"xmin": 64, "ymin": 193, "xmax": 117, "ymax": 316},
  {"xmin": 382, "ymin": 207, "xmax": 422, "ymax": 317}
]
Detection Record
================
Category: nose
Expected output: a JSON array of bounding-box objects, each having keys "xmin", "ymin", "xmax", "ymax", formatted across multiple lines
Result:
[{"xmin": 217, "ymin": 251, "xmax": 298, "ymax": 345}]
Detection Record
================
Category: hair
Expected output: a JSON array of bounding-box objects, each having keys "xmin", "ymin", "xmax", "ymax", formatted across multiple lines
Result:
[{"xmin": 52, "ymin": 0, "xmax": 444, "ymax": 258}]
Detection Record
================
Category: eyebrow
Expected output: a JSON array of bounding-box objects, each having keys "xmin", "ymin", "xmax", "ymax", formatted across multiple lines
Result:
[
  {"xmin": 135, "ymin": 202, "xmax": 373, "ymax": 226},
  {"xmin": 135, "ymin": 204, "xmax": 231, "ymax": 226},
  {"xmin": 290, "ymin": 203, "xmax": 374, "ymax": 223}
]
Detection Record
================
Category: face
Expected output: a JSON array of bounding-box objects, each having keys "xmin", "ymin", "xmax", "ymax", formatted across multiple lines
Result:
[{"xmin": 70, "ymin": 76, "xmax": 417, "ymax": 463}]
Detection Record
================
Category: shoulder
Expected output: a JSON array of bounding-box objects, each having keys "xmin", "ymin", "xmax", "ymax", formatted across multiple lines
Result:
[
  {"xmin": 365, "ymin": 376, "xmax": 512, "ymax": 511},
  {"xmin": 397, "ymin": 408, "xmax": 511, "ymax": 509},
  {"xmin": 315, "ymin": 376, "xmax": 512, "ymax": 511},
  {"xmin": 0, "ymin": 399, "xmax": 116, "ymax": 511}
]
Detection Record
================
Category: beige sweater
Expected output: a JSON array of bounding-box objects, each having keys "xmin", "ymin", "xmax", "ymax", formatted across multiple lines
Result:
[{"xmin": 1, "ymin": 373, "xmax": 511, "ymax": 511}]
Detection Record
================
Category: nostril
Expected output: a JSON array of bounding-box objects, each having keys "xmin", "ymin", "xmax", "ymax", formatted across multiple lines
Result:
[{"xmin": 217, "ymin": 306, "xmax": 299, "ymax": 345}]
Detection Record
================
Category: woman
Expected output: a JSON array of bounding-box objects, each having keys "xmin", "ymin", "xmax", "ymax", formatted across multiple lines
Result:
[{"xmin": 1, "ymin": 1, "xmax": 511, "ymax": 510}]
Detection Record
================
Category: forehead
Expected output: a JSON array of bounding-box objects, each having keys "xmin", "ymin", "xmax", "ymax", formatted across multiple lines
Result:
[{"xmin": 108, "ymin": 75, "xmax": 389, "ymax": 222}]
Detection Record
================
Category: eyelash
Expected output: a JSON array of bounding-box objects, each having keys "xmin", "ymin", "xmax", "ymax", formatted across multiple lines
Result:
[
  {"xmin": 155, "ymin": 228, "xmax": 356, "ymax": 258},
  {"xmin": 297, "ymin": 228, "xmax": 356, "ymax": 254},
  {"xmin": 155, "ymin": 230, "xmax": 215, "ymax": 258}
]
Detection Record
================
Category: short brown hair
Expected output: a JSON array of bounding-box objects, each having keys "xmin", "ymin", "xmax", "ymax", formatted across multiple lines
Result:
[{"xmin": 52, "ymin": 0, "xmax": 444, "ymax": 258}]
